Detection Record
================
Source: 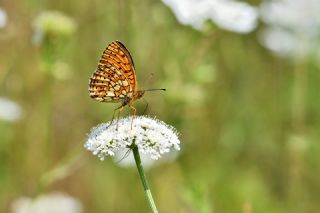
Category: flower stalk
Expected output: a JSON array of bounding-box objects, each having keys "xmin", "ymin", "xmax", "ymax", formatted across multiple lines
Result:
[{"xmin": 132, "ymin": 144, "xmax": 158, "ymax": 213}]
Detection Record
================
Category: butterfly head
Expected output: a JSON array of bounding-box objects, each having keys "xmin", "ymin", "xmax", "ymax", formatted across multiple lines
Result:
[{"xmin": 134, "ymin": 90, "xmax": 145, "ymax": 100}]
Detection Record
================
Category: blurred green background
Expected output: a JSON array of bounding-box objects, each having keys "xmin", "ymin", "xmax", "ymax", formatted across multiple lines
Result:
[{"xmin": 1, "ymin": 0, "xmax": 320, "ymax": 212}]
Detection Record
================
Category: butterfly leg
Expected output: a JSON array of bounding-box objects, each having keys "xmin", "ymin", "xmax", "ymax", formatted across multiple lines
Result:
[
  {"xmin": 115, "ymin": 148, "xmax": 132, "ymax": 164},
  {"xmin": 116, "ymin": 106, "xmax": 124, "ymax": 130},
  {"xmin": 129, "ymin": 105, "xmax": 136, "ymax": 129},
  {"xmin": 142, "ymin": 98, "xmax": 149, "ymax": 115},
  {"xmin": 106, "ymin": 105, "xmax": 123, "ymax": 129}
]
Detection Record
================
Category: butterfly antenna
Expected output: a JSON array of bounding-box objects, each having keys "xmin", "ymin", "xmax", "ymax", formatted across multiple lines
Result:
[{"xmin": 145, "ymin": 88, "xmax": 166, "ymax": 92}]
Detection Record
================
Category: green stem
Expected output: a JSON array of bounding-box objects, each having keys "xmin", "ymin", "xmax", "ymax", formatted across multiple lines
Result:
[{"xmin": 132, "ymin": 144, "xmax": 158, "ymax": 213}]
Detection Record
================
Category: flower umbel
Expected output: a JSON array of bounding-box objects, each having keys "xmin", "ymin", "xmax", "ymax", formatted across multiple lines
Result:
[
  {"xmin": 85, "ymin": 116, "xmax": 180, "ymax": 212},
  {"xmin": 85, "ymin": 116, "xmax": 180, "ymax": 160},
  {"xmin": 0, "ymin": 8, "xmax": 7, "ymax": 29},
  {"xmin": 162, "ymin": 0, "xmax": 258, "ymax": 33},
  {"xmin": 11, "ymin": 192, "xmax": 82, "ymax": 213},
  {"xmin": 259, "ymin": 0, "xmax": 320, "ymax": 58},
  {"xmin": 0, "ymin": 97, "xmax": 22, "ymax": 122},
  {"xmin": 112, "ymin": 148, "xmax": 179, "ymax": 169},
  {"xmin": 33, "ymin": 11, "xmax": 76, "ymax": 44}
]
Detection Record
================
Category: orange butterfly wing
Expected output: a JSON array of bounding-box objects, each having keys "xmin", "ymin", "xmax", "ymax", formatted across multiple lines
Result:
[{"xmin": 89, "ymin": 41, "xmax": 137, "ymax": 102}]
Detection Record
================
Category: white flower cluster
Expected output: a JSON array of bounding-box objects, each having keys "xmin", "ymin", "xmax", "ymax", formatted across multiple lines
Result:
[
  {"xmin": 0, "ymin": 8, "xmax": 7, "ymax": 29},
  {"xmin": 260, "ymin": 0, "xmax": 320, "ymax": 58},
  {"xmin": 33, "ymin": 11, "xmax": 76, "ymax": 44},
  {"xmin": 0, "ymin": 97, "xmax": 22, "ymax": 122},
  {"xmin": 162, "ymin": 0, "xmax": 258, "ymax": 33},
  {"xmin": 85, "ymin": 116, "xmax": 180, "ymax": 160},
  {"xmin": 11, "ymin": 192, "xmax": 82, "ymax": 213},
  {"xmin": 112, "ymin": 148, "xmax": 179, "ymax": 169}
]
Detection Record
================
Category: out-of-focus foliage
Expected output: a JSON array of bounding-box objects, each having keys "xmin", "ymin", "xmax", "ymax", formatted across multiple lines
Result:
[{"xmin": 1, "ymin": 0, "xmax": 320, "ymax": 212}]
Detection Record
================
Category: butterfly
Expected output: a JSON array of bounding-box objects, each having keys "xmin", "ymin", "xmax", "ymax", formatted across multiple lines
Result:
[{"xmin": 88, "ymin": 40, "xmax": 164, "ymax": 126}]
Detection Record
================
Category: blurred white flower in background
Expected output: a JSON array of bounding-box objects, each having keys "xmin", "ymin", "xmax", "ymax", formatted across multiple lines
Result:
[
  {"xmin": 260, "ymin": 0, "xmax": 320, "ymax": 58},
  {"xmin": 0, "ymin": 8, "xmax": 7, "ymax": 29},
  {"xmin": 85, "ymin": 116, "xmax": 180, "ymax": 161},
  {"xmin": 11, "ymin": 192, "xmax": 83, "ymax": 213},
  {"xmin": 112, "ymin": 148, "xmax": 179, "ymax": 169},
  {"xmin": 51, "ymin": 61, "xmax": 73, "ymax": 80},
  {"xmin": 260, "ymin": 27, "xmax": 298, "ymax": 57},
  {"xmin": 162, "ymin": 0, "xmax": 258, "ymax": 33},
  {"xmin": 32, "ymin": 11, "xmax": 76, "ymax": 45},
  {"xmin": 0, "ymin": 97, "xmax": 22, "ymax": 122}
]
